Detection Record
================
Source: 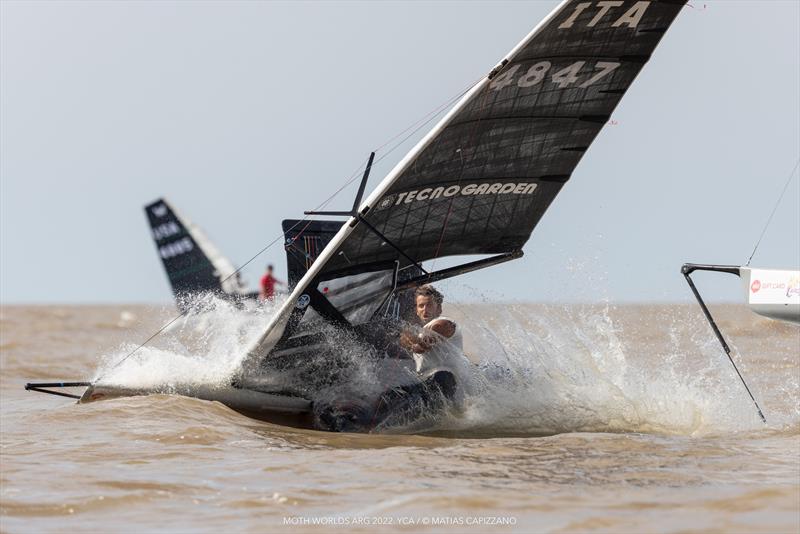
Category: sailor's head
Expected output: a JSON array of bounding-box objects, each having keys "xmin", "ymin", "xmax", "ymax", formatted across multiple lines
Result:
[
  {"xmin": 414, "ymin": 285, "xmax": 444, "ymax": 324},
  {"xmin": 266, "ymin": 264, "xmax": 274, "ymax": 273}
]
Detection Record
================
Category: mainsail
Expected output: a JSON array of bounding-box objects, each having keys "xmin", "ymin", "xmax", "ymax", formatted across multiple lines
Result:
[
  {"xmin": 246, "ymin": 0, "xmax": 686, "ymax": 362},
  {"xmin": 145, "ymin": 198, "xmax": 250, "ymax": 308}
]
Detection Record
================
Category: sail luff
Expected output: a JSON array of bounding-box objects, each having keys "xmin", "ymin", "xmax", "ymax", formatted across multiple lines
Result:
[{"xmin": 243, "ymin": 1, "xmax": 572, "ymax": 362}]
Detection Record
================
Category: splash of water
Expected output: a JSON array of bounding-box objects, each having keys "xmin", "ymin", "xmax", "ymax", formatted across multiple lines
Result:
[
  {"xmin": 92, "ymin": 293, "xmax": 792, "ymax": 436},
  {"xmin": 448, "ymin": 303, "xmax": 772, "ymax": 436},
  {"xmin": 95, "ymin": 294, "xmax": 286, "ymax": 388}
]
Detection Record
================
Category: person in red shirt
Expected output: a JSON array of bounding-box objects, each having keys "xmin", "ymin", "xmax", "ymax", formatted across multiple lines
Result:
[{"xmin": 259, "ymin": 264, "xmax": 284, "ymax": 301}]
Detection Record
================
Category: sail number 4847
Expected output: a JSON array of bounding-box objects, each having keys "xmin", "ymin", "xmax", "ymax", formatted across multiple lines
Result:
[{"xmin": 490, "ymin": 61, "xmax": 620, "ymax": 91}]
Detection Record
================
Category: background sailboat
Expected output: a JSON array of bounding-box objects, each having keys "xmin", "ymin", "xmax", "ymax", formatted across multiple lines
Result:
[{"xmin": 144, "ymin": 198, "xmax": 256, "ymax": 309}]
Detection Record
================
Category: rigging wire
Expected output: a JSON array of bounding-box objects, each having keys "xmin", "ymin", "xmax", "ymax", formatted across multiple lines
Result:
[
  {"xmin": 96, "ymin": 75, "xmax": 483, "ymax": 381},
  {"xmin": 745, "ymin": 157, "xmax": 800, "ymax": 266},
  {"xmin": 372, "ymin": 74, "xmax": 485, "ymax": 154}
]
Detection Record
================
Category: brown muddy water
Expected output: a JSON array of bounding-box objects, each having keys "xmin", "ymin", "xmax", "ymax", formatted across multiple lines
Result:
[{"xmin": 1, "ymin": 302, "xmax": 798, "ymax": 533}]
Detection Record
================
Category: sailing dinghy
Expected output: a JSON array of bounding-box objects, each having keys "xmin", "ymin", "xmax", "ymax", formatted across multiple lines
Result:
[{"xmin": 31, "ymin": 0, "xmax": 688, "ymax": 432}]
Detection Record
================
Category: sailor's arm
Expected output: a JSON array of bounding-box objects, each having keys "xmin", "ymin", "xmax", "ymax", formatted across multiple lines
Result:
[
  {"xmin": 398, "ymin": 318, "xmax": 456, "ymax": 354},
  {"xmin": 425, "ymin": 318, "xmax": 455, "ymax": 339}
]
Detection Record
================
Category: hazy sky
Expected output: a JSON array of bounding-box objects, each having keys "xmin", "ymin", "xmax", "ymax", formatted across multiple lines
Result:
[{"xmin": 1, "ymin": 0, "xmax": 798, "ymax": 304}]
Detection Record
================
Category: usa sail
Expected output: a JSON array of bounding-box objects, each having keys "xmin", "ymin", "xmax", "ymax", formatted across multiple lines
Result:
[
  {"xmin": 244, "ymin": 0, "xmax": 687, "ymax": 366},
  {"xmin": 145, "ymin": 198, "xmax": 252, "ymax": 309}
]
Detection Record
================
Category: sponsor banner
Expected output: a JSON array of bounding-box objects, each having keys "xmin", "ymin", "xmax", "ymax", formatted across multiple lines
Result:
[
  {"xmin": 377, "ymin": 182, "xmax": 537, "ymax": 210},
  {"xmin": 747, "ymin": 269, "xmax": 800, "ymax": 305}
]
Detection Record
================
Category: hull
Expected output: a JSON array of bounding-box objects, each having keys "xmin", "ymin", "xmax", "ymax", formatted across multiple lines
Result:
[
  {"xmin": 79, "ymin": 383, "xmax": 316, "ymax": 428},
  {"xmin": 741, "ymin": 267, "xmax": 800, "ymax": 325},
  {"xmin": 79, "ymin": 355, "xmax": 468, "ymax": 433}
]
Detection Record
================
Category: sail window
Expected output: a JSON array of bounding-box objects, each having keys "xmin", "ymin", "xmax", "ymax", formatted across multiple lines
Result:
[
  {"xmin": 318, "ymin": 269, "xmax": 395, "ymax": 325},
  {"xmin": 289, "ymin": 266, "xmax": 397, "ymax": 338}
]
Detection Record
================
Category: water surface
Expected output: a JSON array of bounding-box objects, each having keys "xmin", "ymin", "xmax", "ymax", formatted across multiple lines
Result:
[{"xmin": 1, "ymin": 303, "xmax": 798, "ymax": 532}]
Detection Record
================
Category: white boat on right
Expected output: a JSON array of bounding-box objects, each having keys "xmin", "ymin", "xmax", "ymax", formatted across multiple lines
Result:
[
  {"xmin": 681, "ymin": 262, "xmax": 799, "ymax": 424},
  {"xmin": 683, "ymin": 263, "xmax": 799, "ymax": 325}
]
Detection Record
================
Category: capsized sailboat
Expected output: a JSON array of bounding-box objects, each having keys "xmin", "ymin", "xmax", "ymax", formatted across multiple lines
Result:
[{"xmin": 51, "ymin": 1, "xmax": 688, "ymax": 432}]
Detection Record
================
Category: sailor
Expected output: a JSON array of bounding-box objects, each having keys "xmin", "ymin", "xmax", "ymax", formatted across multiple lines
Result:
[
  {"xmin": 400, "ymin": 285, "xmax": 464, "ymax": 373},
  {"xmin": 259, "ymin": 264, "xmax": 284, "ymax": 301}
]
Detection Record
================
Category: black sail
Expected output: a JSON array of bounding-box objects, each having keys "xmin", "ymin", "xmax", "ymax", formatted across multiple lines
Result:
[
  {"xmin": 245, "ymin": 0, "xmax": 686, "ymax": 361},
  {"xmin": 321, "ymin": 0, "xmax": 685, "ymax": 274},
  {"xmin": 145, "ymin": 199, "xmax": 234, "ymax": 303}
]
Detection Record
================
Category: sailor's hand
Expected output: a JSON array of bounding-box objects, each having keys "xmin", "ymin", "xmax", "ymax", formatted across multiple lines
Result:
[
  {"xmin": 410, "ymin": 332, "xmax": 438, "ymax": 353},
  {"xmin": 411, "ymin": 341, "xmax": 433, "ymax": 353},
  {"xmin": 400, "ymin": 330, "xmax": 426, "ymax": 353},
  {"xmin": 400, "ymin": 325, "xmax": 445, "ymax": 353},
  {"xmin": 399, "ymin": 330, "xmax": 416, "ymax": 349},
  {"xmin": 419, "ymin": 331, "xmax": 438, "ymax": 346}
]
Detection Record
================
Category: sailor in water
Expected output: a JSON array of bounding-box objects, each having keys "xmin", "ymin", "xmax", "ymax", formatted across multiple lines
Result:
[{"xmin": 400, "ymin": 285, "xmax": 464, "ymax": 373}]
